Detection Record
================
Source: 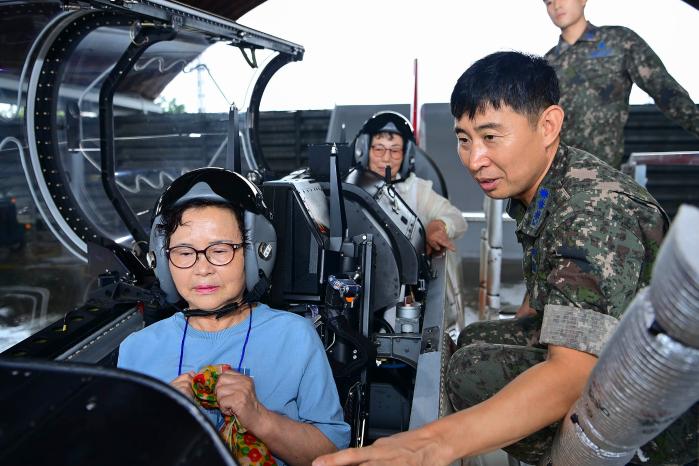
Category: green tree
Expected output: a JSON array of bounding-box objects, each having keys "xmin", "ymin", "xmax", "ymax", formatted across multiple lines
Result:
[{"xmin": 156, "ymin": 97, "xmax": 185, "ymax": 114}]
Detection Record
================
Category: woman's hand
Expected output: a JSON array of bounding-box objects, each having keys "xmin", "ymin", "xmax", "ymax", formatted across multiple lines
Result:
[
  {"xmin": 426, "ymin": 220, "xmax": 455, "ymax": 255},
  {"xmin": 171, "ymin": 371, "xmax": 195, "ymax": 399},
  {"xmin": 212, "ymin": 363, "xmax": 338, "ymax": 466},
  {"xmin": 215, "ymin": 366, "xmax": 266, "ymax": 431}
]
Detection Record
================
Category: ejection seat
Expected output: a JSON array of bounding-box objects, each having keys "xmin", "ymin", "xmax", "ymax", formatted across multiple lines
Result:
[
  {"xmin": 260, "ymin": 142, "xmax": 438, "ymax": 444},
  {"xmin": 412, "ymin": 145, "xmax": 449, "ymax": 198}
]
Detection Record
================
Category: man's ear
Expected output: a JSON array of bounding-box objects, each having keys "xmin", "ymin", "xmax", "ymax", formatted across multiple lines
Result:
[{"xmin": 539, "ymin": 104, "xmax": 564, "ymax": 147}]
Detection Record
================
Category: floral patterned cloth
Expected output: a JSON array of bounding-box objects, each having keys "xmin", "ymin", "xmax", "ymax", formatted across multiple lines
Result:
[{"xmin": 192, "ymin": 365, "xmax": 277, "ymax": 466}]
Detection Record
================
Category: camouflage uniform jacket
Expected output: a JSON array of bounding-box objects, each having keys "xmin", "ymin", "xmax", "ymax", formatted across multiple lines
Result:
[
  {"xmin": 507, "ymin": 143, "xmax": 668, "ymax": 356},
  {"xmin": 545, "ymin": 22, "xmax": 699, "ymax": 168}
]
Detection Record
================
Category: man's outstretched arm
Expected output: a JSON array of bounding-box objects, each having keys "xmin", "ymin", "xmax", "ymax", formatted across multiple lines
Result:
[
  {"xmin": 313, "ymin": 344, "xmax": 596, "ymax": 466},
  {"xmin": 625, "ymin": 29, "xmax": 699, "ymax": 137}
]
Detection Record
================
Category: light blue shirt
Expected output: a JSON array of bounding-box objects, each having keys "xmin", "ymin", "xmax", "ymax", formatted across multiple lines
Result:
[{"xmin": 118, "ymin": 303, "xmax": 350, "ymax": 460}]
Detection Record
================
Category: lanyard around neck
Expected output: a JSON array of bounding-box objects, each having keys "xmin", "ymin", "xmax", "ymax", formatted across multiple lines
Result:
[{"xmin": 177, "ymin": 305, "xmax": 253, "ymax": 376}]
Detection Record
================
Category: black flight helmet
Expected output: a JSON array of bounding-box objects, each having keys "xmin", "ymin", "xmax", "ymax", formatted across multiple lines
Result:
[
  {"xmin": 353, "ymin": 111, "xmax": 416, "ymax": 181},
  {"xmin": 147, "ymin": 167, "xmax": 276, "ymax": 304}
]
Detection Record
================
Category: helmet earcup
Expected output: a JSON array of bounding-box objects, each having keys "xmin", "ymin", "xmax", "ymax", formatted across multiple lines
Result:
[
  {"xmin": 399, "ymin": 140, "xmax": 417, "ymax": 179},
  {"xmin": 243, "ymin": 210, "xmax": 277, "ymax": 296},
  {"xmin": 150, "ymin": 213, "xmax": 180, "ymax": 304},
  {"xmin": 354, "ymin": 133, "xmax": 371, "ymax": 170}
]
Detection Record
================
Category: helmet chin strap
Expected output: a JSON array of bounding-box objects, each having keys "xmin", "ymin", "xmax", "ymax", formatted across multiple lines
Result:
[{"xmin": 182, "ymin": 299, "xmax": 247, "ymax": 319}]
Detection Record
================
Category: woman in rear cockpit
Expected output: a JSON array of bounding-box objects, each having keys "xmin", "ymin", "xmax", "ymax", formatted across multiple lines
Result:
[{"xmin": 118, "ymin": 168, "xmax": 349, "ymax": 466}]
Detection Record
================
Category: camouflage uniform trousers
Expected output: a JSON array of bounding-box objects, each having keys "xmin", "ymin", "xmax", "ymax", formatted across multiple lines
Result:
[{"xmin": 445, "ymin": 317, "xmax": 699, "ymax": 466}]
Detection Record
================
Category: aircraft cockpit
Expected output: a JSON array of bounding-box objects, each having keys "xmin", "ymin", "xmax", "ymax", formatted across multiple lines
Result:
[
  {"xmin": 0, "ymin": 1, "xmax": 457, "ymax": 463},
  {"xmin": 262, "ymin": 142, "xmax": 442, "ymax": 443}
]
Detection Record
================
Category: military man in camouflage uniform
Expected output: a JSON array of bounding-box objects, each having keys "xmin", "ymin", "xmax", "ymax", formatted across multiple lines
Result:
[
  {"xmin": 446, "ymin": 52, "xmax": 697, "ymax": 466},
  {"xmin": 543, "ymin": 0, "xmax": 699, "ymax": 168},
  {"xmin": 313, "ymin": 52, "xmax": 690, "ymax": 466}
]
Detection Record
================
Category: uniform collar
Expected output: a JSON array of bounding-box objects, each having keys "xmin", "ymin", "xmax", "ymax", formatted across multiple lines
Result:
[
  {"xmin": 552, "ymin": 22, "xmax": 600, "ymax": 55},
  {"xmin": 579, "ymin": 22, "xmax": 600, "ymax": 42},
  {"xmin": 507, "ymin": 143, "xmax": 570, "ymax": 238}
]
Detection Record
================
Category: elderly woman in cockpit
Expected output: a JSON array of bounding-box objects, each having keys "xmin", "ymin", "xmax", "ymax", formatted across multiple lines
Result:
[{"xmin": 118, "ymin": 168, "xmax": 349, "ymax": 466}]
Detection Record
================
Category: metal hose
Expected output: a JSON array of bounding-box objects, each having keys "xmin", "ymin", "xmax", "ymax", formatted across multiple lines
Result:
[
  {"xmin": 650, "ymin": 206, "xmax": 699, "ymax": 347},
  {"xmin": 545, "ymin": 205, "xmax": 699, "ymax": 465}
]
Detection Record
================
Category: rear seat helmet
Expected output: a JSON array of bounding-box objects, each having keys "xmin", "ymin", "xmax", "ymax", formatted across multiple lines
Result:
[
  {"xmin": 147, "ymin": 167, "xmax": 276, "ymax": 304},
  {"xmin": 353, "ymin": 111, "xmax": 417, "ymax": 181}
]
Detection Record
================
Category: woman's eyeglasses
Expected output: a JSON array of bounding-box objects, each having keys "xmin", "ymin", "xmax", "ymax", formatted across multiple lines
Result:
[
  {"xmin": 370, "ymin": 144, "xmax": 404, "ymax": 159},
  {"xmin": 166, "ymin": 242, "xmax": 243, "ymax": 269}
]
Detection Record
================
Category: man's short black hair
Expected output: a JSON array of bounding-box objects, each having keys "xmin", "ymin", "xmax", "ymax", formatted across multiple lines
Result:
[{"xmin": 450, "ymin": 51, "xmax": 560, "ymax": 123}]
